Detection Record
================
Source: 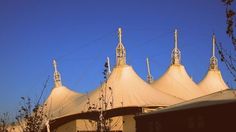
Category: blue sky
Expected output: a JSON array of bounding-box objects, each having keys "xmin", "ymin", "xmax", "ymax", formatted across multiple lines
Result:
[{"xmin": 0, "ymin": 0, "xmax": 235, "ymax": 114}]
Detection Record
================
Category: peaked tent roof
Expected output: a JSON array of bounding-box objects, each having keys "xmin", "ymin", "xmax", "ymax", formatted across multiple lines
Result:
[
  {"xmin": 152, "ymin": 64, "xmax": 204, "ymax": 100},
  {"xmin": 45, "ymin": 86, "xmax": 83, "ymax": 119},
  {"xmin": 63, "ymin": 28, "xmax": 183, "ymax": 116},
  {"xmin": 44, "ymin": 60, "xmax": 83, "ymax": 119},
  {"xmin": 151, "ymin": 29, "xmax": 204, "ymax": 100},
  {"xmin": 199, "ymin": 70, "xmax": 228, "ymax": 94},
  {"xmin": 69, "ymin": 65, "xmax": 182, "ymax": 114},
  {"xmin": 198, "ymin": 34, "xmax": 228, "ymax": 94}
]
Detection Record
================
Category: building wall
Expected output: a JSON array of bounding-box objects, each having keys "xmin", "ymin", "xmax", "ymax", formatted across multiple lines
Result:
[
  {"xmin": 135, "ymin": 101, "xmax": 236, "ymax": 132},
  {"xmin": 108, "ymin": 116, "xmax": 123, "ymax": 131},
  {"xmin": 76, "ymin": 116, "xmax": 123, "ymax": 132},
  {"xmin": 76, "ymin": 119, "xmax": 97, "ymax": 131},
  {"xmin": 123, "ymin": 115, "xmax": 135, "ymax": 132},
  {"xmin": 54, "ymin": 115, "xmax": 136, "ymax": 132},
  {"xmin": 56, "ymin": 120, "xmax": 76, "ymax": 132}
]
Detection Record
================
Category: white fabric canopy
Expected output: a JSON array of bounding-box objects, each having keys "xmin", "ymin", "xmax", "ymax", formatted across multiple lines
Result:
[
  {"xmin": 152, "ymin": 64, "xmax": 204, "ymax": 100},
  {"xmin": 44, "ymin": 86, "xmax": 83, "ymax": 119},
  {"xmin": 198, "ymin": 69, "xmax": 228, "ymax": 95},
  {"xmin": 65, "ymin": 64, "xmax": 183, "ymax": 116},
  {"xmin": 198, "ymin": 34, "xmax": 228, "ymax": 95}
]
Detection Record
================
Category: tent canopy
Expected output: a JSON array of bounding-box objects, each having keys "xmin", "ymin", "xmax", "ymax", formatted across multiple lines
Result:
[
  {"xmin": 152, "ymin": 29, "xmax": 204, "ymax": 100},
  {"xmin": 198, "ymin": 34, "xmax": 228, "ymax": 94}
]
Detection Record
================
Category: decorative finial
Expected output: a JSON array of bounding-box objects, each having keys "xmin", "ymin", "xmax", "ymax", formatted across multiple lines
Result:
[
  {"xmin": 209, "ymin": 34, "xmax": 218, "ymax": 70},
  {"xmin": 53, "ymin": 60, "xmax": 58, "ymax": 72},
  {"xmin": 174, "ymin": 29, "xmax": 178, "ymax": 50},
  {"xmin": 53, "ymin": 59, "xmax": 62, "ymax": 87},
  {"xmin": 107, "ymin": 57, "xmax": 111, "ymax": 75},
  {"xmin": 118, "ymin": 28, "xmax": 122, "ymax": 44},
  {"xmin": 212, "ymin": 33, "xmax": 216, "ymax": 57},
  {"xmin": 171, "ymin": 29, "xmax": 181, "ymax": 65},
  {"xmin": 146, "ymin": 58, "xmax": 153, "ymax": 83},
  {"xmin": 116, "ymin": 27, "xmax": 126, "ymax": 66}
]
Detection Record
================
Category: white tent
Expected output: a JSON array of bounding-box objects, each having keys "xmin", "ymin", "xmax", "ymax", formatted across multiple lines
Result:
[
  {"xmin": 151, "ymin": 29, "xmax": 204, "ymax": 100},
  {"xmin": 44, "ymin": 60, "xmax": 83, "ymax": 119},
  {"xmin": 198, "ymin": 34, "xmax": 228, "ymax": 95},
  {"xmin": 65, "ymin": 28, "xmax": 183, "ymax": 116}
]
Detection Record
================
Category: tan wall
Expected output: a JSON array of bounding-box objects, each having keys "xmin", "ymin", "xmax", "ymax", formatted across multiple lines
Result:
[
  {"xmin": 123, "ymin": 115, "xmax": 135, "ymax": 132},
  {"xmin": 108, "ymin": 116, "xmax": 123, "ymax": 131},
  {"xmin": 76, "ymin": 119, "xmax": 97, "ymax": 131},
  {"xmin": 75, "ymin": 116, "xmax": 123, "ymax": 131},
  {"xmin": 55, "ymin": 115, "xmax": 135, "ymax": 132},
  {"xmin": 56, "ymin": 120, "xmax": 76, "ymax": 132}
]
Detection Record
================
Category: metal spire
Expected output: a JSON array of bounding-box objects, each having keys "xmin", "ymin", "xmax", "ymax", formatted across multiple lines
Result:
[
  {"xmin": 209, "ymin": 34, "xmax": 218, "ymax": 70},
  {"xmin": 171, "ymin": 29, "xmax": 181, "ymax": 65},
  {"xmin": 53, "ymin": 59, "xmax": 62, "ymax": 87},
  {"xmin": 53, "ymin": 59, "xmax": 58, "ymax": 72},
  {"xmin": 212, "ymin": 33, "xmax": 216, "ymax": 57},
  {"xmin": 118, "ymin": 28, "xmax": 122, "ymax": 44},
  {"xmin": 116, "ymin": 27, "xmax": 126, "ymax": 66},
  {"xmin": 175, "ymin": 29, "xmax": 178, "ymax": 50},
  {"xmin": 107, "ymin": 57, "xmax": 111, "ymax": 75},
  {"xmin": 146, "ymin": 58, "xmax": 153, "ymax": 83}
]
